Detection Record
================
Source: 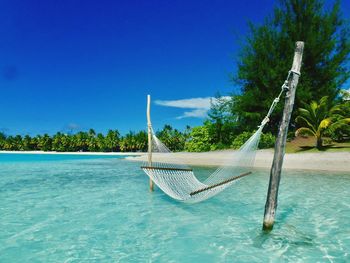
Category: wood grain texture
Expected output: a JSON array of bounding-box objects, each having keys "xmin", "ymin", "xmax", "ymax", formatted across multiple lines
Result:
[
  {"xmin": 141, "ymin": 166, "xmax": 193, "ymax": 172},
  {"xmin": 147, "ymin": 95, "xmax": 154, "ymax": 191},
  {"xmin": 263, "ymin": 42, "xmax": 304, "ymax": 231}
]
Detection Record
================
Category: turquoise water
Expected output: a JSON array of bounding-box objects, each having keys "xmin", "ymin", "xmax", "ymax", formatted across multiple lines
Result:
[
  {"xmin": 0, "ymin": 153, "xmax": 119, "ymax": 163},
  {"xmin": 0, "ymin": 153, "xmax": 349, "ymax": 262}
]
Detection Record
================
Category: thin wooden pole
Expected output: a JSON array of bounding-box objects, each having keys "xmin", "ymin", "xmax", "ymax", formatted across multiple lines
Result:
[
  {"xmin": 141, "ymin": 166, "xmax": 193, "ymax": 172},
  {"xmin": 190, "ymin": 171, "xmax": 252, "ymax": 196},
  {"xmin": 147, "ymin": 95, "xmax": 154, "ymax": 191},
  {"xmin": 263, "ymin": 41, "xmax": 304, "ymax": 231}
]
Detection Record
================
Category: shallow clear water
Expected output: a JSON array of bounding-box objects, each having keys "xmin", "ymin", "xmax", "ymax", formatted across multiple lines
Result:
[{"xmin": 0, "ymin": 153, "xmax": 349, "ymax": 262}]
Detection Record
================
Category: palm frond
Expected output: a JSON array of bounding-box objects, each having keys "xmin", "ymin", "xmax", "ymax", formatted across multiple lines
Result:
[
  {"xmin": 298, "ymin": 108, "xmax": 313, "ymax": 120},
  {"xmin": 295, "ymin": 127, "xmax": 315, "ymax": 137},
  {"xmin": 295, "ymin": 116, "xmax": 317, "ymax": 132},
  {"xmin": 328, "ymin": 118, "xmax": 350, "ymax": 134},
  {"xmin": 319, "ymin": 118, "xmax": 332, "ymax": 130},
  {"xmin": 319, "ymin": 96, "xmax": 329, "ymax": 106}
]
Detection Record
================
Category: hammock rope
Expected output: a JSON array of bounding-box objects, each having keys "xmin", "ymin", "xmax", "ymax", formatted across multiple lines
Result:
[{"xmin": 141, "ymin": 71, "xmax": 292, "ymax": 203}]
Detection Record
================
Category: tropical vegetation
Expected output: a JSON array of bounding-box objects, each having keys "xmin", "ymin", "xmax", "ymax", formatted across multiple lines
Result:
[
  {"xmin": 231, "ymin": 0, "xmax": 350, "ymax": 133},
  {"xmin": 180, "ymin": 0, "xmax": 350, "ymax": 152},
  {"xmin": 295, "ymin": 96, "xmax": 350, "ymax": 149},
  {"xmin": 0, "ymin": 126, "xmax": 189, "ymax": 153}
]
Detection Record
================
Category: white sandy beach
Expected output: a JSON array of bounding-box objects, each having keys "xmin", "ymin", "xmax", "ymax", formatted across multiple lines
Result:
[
  {"xmin": 125, "ymin": 150, "xmax": 350, "ymax": 172},
  {"xmin": 2, "ymin": 150, "xmax": 349, "ymax": 172}
]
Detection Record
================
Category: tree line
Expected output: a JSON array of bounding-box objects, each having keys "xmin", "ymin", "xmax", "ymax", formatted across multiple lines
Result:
[{"xmin": 0, "ymin": 126, "xmax": 189, "ymax": 152}]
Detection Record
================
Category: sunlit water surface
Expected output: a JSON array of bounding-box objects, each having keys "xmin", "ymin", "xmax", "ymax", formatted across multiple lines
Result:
[{"xmin": 0, "ymin": 153, "xmax": 349, "ymax": 262}]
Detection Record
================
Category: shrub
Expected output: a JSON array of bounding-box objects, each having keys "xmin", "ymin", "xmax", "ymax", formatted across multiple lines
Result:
[
  {"xmin": 287, "ymin": 131, "xmax": 295, "ymax": 142},
  {"xmin": 260, "ymin": 132, "xmax": 276, "ymax": 149},
  {"xmin": 210, "ymin": 142, "xmax": 227, "ymax": 151},
  {"xmin": 231, "ymin": 131, "xmax": 253, "ymax": 149},
  {"xmin": 326, "ymin": 126, "xmax": 350, "ymax": 142},
  {"xmin": 231, "ymin": 131, "xmax": 276, "ymax": 149},
  {"xmin": 184, "ymin": 126, "xmax": 212, "ymax": 152}
]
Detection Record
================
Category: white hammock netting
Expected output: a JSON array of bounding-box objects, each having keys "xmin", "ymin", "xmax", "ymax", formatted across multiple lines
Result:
[
  {"xmin": 141, "ymin": 125, "xmax": 264, "ymax": 203},
  {"xmin": 141, "ymin": 71, "xmax": 291, "ymax": 203}
]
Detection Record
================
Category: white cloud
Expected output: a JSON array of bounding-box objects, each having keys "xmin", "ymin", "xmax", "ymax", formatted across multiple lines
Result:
[
  {"xmin": 155, "ymin": 97, "xmax": 213, "ymax": 109},
  {"xmin": 341, "ymin": 88, "xmax": 350, "ymax": 100},
  {"xmin": 176, "ymin": 109, "xmax": 208, "ymax": 119},
  {"xmin": 155, "ymin": 96, "xmax": 230, "ymax": 119}
]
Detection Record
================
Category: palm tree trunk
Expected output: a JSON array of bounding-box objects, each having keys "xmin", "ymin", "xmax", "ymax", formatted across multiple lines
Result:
[{"xmin": 316, "ymin": 136, "xmax": 323, "ymax": 149}]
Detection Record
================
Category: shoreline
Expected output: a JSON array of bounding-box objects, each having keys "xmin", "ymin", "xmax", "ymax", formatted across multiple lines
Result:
[
  {"xmin": 1, "ymin": 150, "xmax": 349, "ymax": 172},
  {"xmin": 0, "ymin": 150, "xmax": 141, "ymax": 156},
  {"xmin": 126, "ymin": 150, "xmax": 350, "ymax": 172}
]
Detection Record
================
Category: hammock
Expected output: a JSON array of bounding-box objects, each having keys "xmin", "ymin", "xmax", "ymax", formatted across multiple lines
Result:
[{"xmin": 141, "ymin": 72, "xmax": 292, "ymax": 203}]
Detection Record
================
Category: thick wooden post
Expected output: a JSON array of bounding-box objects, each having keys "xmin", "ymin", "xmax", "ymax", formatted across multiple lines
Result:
[
  {"xmin": 147, "ymin": 95, "xmax": 154, "ymax": 191},
  {"xmin": 263, "ymin": 41, "xmax": 304, "ymax": 231}
]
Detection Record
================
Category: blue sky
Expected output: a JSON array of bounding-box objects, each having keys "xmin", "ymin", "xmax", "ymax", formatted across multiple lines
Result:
[{"xmin": 0, "ymin": 0, "xmax": 349, "ymax": 135}]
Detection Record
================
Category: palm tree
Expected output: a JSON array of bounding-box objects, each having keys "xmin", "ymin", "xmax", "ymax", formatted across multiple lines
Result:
[
  {"xmin": 96, "ymin": 133, "xmax": 106, "ymax": 151},
  {"xmin": 295, "ymin": 96, "xmax": 350, "ymax": 149},
  {"xmin": 37, "ymin": 134, "xmax": 52, "ymax": 151},
  {"xmin": 52, "ymin": 132, "xmax": 63, "ymax": 151},
  {"xmin": 157, "ymin": 125, "xmax": 187, "ymax": 151},
  {"xmin": 74, "ymin": 132, "xmax": 89, "ymax": 152},
  {"xmin": 120, "ymin": 131, "xmax": 137, "ymax": 152},
  {"xmin": 105, "ymin": 129, "xmax": 120, "ymax": 152},
  {"xmin": 23, "ymin": 135, "xmax": 34, "ymax": 150},
  {"xmin": 87, "ymin": 129, "xmax": 98, "ymax": 152},
  {"xmin": 14, "ymin": 135, "xmax": 24, "ymax": 150},
  {"xmin": 0, "ymin": 132, "xmax": 6, "ymax": 149},
  {"xmin": 3, "ymin": 135, "xmax": 23, "ymax": 150},
  {"xmin": 327, "ymin": 101, "xmax": 350, "ymax": 141},
  {"xmin": 88, "ymin": 129, "xmax": 96, "ymax": 137},
  {"xmin": 134, "ymin": 131, "xmax": 147, "ymax": 152}
]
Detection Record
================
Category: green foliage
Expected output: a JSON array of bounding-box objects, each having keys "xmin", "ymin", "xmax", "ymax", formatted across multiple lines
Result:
[
  {"xmin": 340, "ymin": 89, "xmax": 350, "ymax": 101},
  {"xmin": 184, "ymin": 124, "xmax": 212, "ymax": 152},
  {"xmin": 0, "ymin": 132, "xmax": 6, "ymax": 149},
  {"xmin": 295, "ymin": 96, "xmax": 333, "ymax": 148},
  {"xmin": 259, "ymin": 132, "xmax": 276, "ymax": 149},
  {"xmin": 156, "ymin": 125, "xmax": 188, "ymax": 152},
  {"xmin": 295, "ymin": 97, "xmax": 350, "ymax": 148},
  {"xmin": 287, "ymin": 131, "xmax": 296, "ymax": 142},
  {"xmin": 207, "ymin": 95, "xmax": 238, "ymax": 145},
  {"xmin": 119, "ymin": 131, "xmax": 147, "ymax": 152},
  {"xmin": 37, "ymin": 134, "xmax": 52, "ymax": 151},
  {"xmin": 210, "ymin": 142, "xmax": 227, "ymax": 151},
  {"xmin": 0, "ymin": 124, "xmax": 189, "ymax": 153},
  {"xmin": 183, "ymin": 96, "xmax": 240, "ymax": 152},
  {"xmin": 230, "ymin": 0, "xmax": 350, "ymax": 133},
  {"xmin": 105, "ymin": 130, "xmax": 120, "ymax": 151},
  {"xmin": 231, "ymin": 131, "xmax": 276, "ymax": 149},
  {"xmin": 183, "ymin": 0, "xmax": 350, "ymax": 152},
  {"xmin": 231, "ymin": 131, "xmax": 253, "ymax": 149},
  {"xmin": 184, "ymin": 118, "xmax": 237, "ymax": 152},
  {"xmin": 134, "ymin": 131, "xmax": 147, "ymax": 152},
  {"xmin": 326, "ymin": 101, "xmax": 350, "ymax": 141},
  {"xmin": 0, "ymin": 128, "xmax": 143, "ymax": 152}
]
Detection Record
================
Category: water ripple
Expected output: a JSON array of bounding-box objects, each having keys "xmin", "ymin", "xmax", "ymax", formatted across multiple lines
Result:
[{"xmin": 0, "ymin": 157, "xmax": 349, "ymax": 262}]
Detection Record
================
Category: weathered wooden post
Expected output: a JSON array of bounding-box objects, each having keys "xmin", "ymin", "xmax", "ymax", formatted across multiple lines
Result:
[
  {"xmin": 263, "ymin": 41, "xmax": 304, "ymax": 231},
  {"xmin": 147, "ymin": 95, "xmax": 154, "ymax": 191}
]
